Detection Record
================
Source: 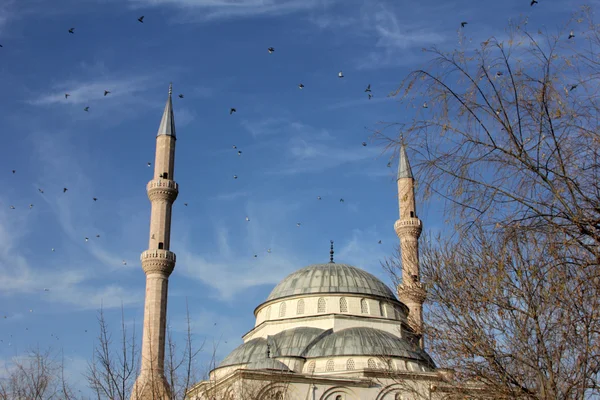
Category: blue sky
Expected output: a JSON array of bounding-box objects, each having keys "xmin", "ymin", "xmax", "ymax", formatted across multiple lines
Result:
[{"xmin": 0, "ymin": 0, "xmax": 591, "ymax": 394}]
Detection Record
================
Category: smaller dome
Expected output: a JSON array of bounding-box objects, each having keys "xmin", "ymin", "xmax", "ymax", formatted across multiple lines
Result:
[
  {"xmin": 269, "ymin": 327, "xmax": 327, "ymax": 357},
  {"xmin": 219, "ymin": 338, "xmax": 268, "ymax": 367},
  {"xmin": 247, "ymin": 358, "xmax": 291, "ymax": 372},
  {"xmin": 305, "ymin": 327, "xmax": 433, "ymax": 365}
]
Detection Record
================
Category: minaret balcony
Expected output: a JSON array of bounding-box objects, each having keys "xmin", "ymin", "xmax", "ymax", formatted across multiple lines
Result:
[
  {"xmin": 394, "ymin": 218, "xmax": 423, "ymax": 238},
  {"xmin": 147, "ymin": 179, "xmax": 178, "ymax": 202},
  {"xmin": 140, "ymin": 249, "xmax": 176, "ymax": 276}
]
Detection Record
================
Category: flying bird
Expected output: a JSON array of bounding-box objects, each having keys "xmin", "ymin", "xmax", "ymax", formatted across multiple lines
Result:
[
  {"xmin": 12, "ymin": 170, "xmax": 15, "ymax": 174},
  {"xmin": 246, "ymin": 216, "xmax": 250, "ymax": 222},
  {"xmin": 268, "ymin": 47, "xmax": 275, "ymax": 53},
  {"xmin": 461, "ymin": 22, "xmax": 468, "ymax": 28},
  {"xmin": 530, "ymin": 0, "xmax": 537, "ymax": 5},
  {"xmin": 423, "ymin": 102, "xmax": 428, "ymax": 108},
  {"xmin": 317, "ymin": 196, "xmax": 322, "ymax": 200},
  {"xmin": 267, "ymin": 248, "xmax": 272, "ymax": 253},
  {"xmin": 9, "ymin": 205, "xmax": 14, "ymax": 209},
  {"xmin": 365, "ymin": 84, "xmax": 371, "ymax": 92},
  {"xmin": 338, "ymin": 71, "xmax": 344, "ymax": 78},
  {"xmin": 147, "ymin": 162, "xmax": 151, "ymax": 167},
  {"xmin": 0, "ymin": 44, "xmax": 3, "ymax": 48},
  {"xmin": 65, "ymin": 93, "xmax": 70, "ymax": 99},
  {"xmin": 38, "ymin": 188, "xmax": 44, "ymax": 193},
  {"xmin": 44, "ymin": 288, "xmax": 49, "ymax": 292},
  {"xmin": 368, "ymin": 94, "xmax": 373, "ymax": 100},
  {"xmin": 29, "ymin": 204, "xmax": 33, "ymax": 209},
  {"xmin": 298, "ymin": 83, "xmax": 304, "ymax": 89},
  {"xmin": 122, "ymin": 260, "xmax": 127, "ymax": 265},
  {"xmin": 63, "ymin": 187, "xmax": 68, "ymax": 193},
  {"xmin": 138, "ymin": 16, "xmax": 144, "ymax": 23},
  {"xmin": 296, "ymin": 222, "xmax": 301, "ymax": 227},
  {"xmin": 230, "ymin": 108, "xmax": 237, "ymax": 115},
  {"xmin": 496, "ymin": 71, "xmax": 503, "ymax": 77},
  {"xmin": 232, "ymin": 145, "xmax": 237, "ymax": 149},
  {"xmin": 254, "ymin": 254, "xmax": 258, "ymax": 258},
  {"xmin": 233, "ymin": 175, "xmax": 238, "ymax": 179},
  {"xmin": 85, "ymin": 237, "xmax": 89, "ymax": 242},
  {"xmin": 184, "ymin": 203, "xmax": 188, "ymax": 206},
  {"xmin": 569, "ymin": 30, "xmax": 575, "ymax": 39},
  {"xmin": 340, "ymin": 198, "xmax": 344, "ymax": 203},
  {"xmin": 387, "ymin": 161, "xmax": 392, "ymax": 167},
  {"xmin": 96, "ymin": 234, "xmax": 100, "ymax": 238},
  {"xmin": 178, "ymin": 94, "xmax": 184, "ymax": 98},
  {"xmin": 237, "ymin": 151, "xmax": 242, "ymax": 156},
  {"xmin": 570, "ymin": 84, "xmax": 578, "ymax": 91},
  {"xmin": 104, "ymin": 90, "xmax": 111, "ymax": 96},
  {"xmin": 51, "ymin": 248, "xmax": 55, "ymax": 252},
  {"xmin": 378, "ymin": 240, "xmax": 382, "ymax": 244},
  {"xmin": 93, "ymin": 197, "xmax": 97, "ymax": 201},
  {"xmin": 84, "ymin": 106, "xmax": 89, "ymax": 112},
  {"xmin": 362, "ymin": 142, "xmax": 367, "ymax": 147},
  {"xmin": 68, "ymin": 28, "xmax": 75, "ymax": 34}
]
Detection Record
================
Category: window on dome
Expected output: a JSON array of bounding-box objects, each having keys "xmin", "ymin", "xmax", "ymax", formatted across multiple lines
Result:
[
  {"xmin": 339, "ymin": 297, "xmax": 348, "ymax": 313},
  {"xmin": 335, "ymin": 396, "xmax": 343, "ymax": 400},
  {"xmin": 265, "ymin": 306, "xmax": 271, "ymax": 320},
  {"xmin": 395, "ymin": 394, "xmax": 403, "ymax": 400},
  {"xmin": 307, "ymin": 361, "xmax": 315, "ymax": 374},
  {"xmin": 318, "ymin": 298, "xmax": 326, "ymax": 313},
  {"xmin": 367, "ymin": 358, "xmax": 376, "ymax": 369},
  {"xmin": 360, "ymin": 299, "xmax": 369, "ymax": 314},
  {"xmin": 279, "ymin": 302, "xmax": 286, "ymax": 318},
  {"xmin": 326, "ymin": 359, "xmax": 334, "ymax": 372},
  {"xmin": 297, "ymin": 299, "xmax": 305, "ymax": 315},
  {"xmin": 378, "ymin": 301, "xmax": 384, "ymax": 316},
  {"xmin": 346, "ymin": 358, "xmax": 355, "ymax": 370}
]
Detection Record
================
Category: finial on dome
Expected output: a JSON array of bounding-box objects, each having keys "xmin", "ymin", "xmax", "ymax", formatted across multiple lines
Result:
[
  {"xmin": 168, "ymin": 82, "xmax": 173, "ymax": 96},
  {"xmin": 329, "ymin": 240, "xmax": 334, "ymax": 263}
]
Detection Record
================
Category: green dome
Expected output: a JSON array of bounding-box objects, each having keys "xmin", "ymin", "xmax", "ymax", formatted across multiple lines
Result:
[{"xmin": 266, "ymin": 263, "xmax": 397, "ymax": 302}]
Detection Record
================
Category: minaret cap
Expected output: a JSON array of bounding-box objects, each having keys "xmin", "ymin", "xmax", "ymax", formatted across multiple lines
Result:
[
  {"xmin": 157, "ymin": 83, "xmax": 176, "ymax": 138},
  {"xmin": 397, "ymin": 144, "xmax": 413, "ymax": 180}
]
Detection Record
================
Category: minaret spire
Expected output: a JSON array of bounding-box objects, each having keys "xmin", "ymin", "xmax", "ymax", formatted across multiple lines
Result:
[
  {"xmin": 132, "ymin": 85, "xmax": 179, "ymax": 400},
  {"xmin": 394, "ymin": 143, "xmax": 426, "ymax": 349}
]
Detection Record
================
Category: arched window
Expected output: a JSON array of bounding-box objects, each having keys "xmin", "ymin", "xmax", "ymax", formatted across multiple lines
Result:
[
  {"xmin": 307, "ymin": 361, "xmax": 315, "ymax": 374},
  {"xmin": 336, "ymin": 396, "xmax": 343, "ymax": 400},
  {"xmin": 274, "ymin": 391, "xmax": 283, "ymax": 400},
  {"xmin": 346, "ymin": 358, "xmax": 355, "ymax": 370},
  {"xmin": 394, "ymin": 306, "xmax": 400, "ymax": 320},
  {"xmin": 367, "ymin": 358, "xmax": 376, "ymax": 369},
  {"xmin": 265, "ymin": 306, "xmax": 271, "ymax": 320},
  {"xmin": 360, "ymin": 298, "xmax": 369, "ymax": 314},
  {"xmin": 297, "ymin": 299, "xmax": 305, "ymax": 315},
  {"xmin": 378, "ymin": 301, "xmax": 385, "ymax": 316},
  {"xmin": 395, "ymin": 394, "xmax": 403, "ymax": 400},
  {"xmin": 279, "ymin": 302, "xmax": 286, "ymax": 318},
  {"xmin": 339, "ymin": 297, "xmax": 348, "ymax": 313},
  {"xmin": 326, "ymin": 359, "xmax": 334, "ymax": 372},
  {"xmin": 318, "ymin": 298, "xmax": 326, "ymax": 313}
]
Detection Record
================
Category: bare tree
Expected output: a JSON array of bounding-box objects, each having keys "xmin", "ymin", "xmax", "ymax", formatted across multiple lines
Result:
[
  {"xmin": 376, "ymin": 6, "xmax": 600, "ymax": 399},
  {"xmin": 0, "ymin": 347, "xmax": 78, "ymax": 400},
  {"xmin": 87, "ymin": 300, "xmax": 203, "ymax": 400}
]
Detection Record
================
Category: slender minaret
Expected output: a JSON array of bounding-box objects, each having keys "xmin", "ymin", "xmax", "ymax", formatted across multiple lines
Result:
[
  {"xmin": 131, "ymin": 84, "xmax": 178, "ymax": 400},
  {"xmin": 394, "ymin": 143, "xmax": 427, "ymax": 349}
]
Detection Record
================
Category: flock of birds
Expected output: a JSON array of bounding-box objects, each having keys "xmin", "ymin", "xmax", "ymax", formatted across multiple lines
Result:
[{"xmin": 0, "ymin": 0, "xmax": 580, "ymax": 348}]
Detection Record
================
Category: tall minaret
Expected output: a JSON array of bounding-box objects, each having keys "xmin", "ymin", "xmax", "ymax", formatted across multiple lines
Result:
[
  {"xmin": 394, "ymin": 143, "xmax": 427, "ymax": 349},
  {"xmin": 131, "ymin": 84, "xmax": 178, "ymax": 400}
]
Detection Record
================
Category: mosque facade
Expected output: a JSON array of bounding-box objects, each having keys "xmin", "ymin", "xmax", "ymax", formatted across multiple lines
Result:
[
  {"xmin": 133, "ymin": 86, "xmax": 456, "ymax": 400},
  {"xmin": 185, "ymin": 147, "xmax": 454, "ymax": 399}
]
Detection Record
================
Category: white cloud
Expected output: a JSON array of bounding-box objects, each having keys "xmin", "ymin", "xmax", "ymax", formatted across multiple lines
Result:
[
  {"xmin": 127, "ymin": 0, "xmax": 330, "ymax": 22},
  {"xmin": 29, "ymin": 75, "xmax": 155, "ymax": 106},
  {"xmin": 175, "ymin": 200, "xmax": 305, "ymax": 301}
]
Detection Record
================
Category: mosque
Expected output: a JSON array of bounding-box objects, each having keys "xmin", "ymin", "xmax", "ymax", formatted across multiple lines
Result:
[{"xmin": 131, "ymin": 86, "xmax": 457, "ymax": 400}]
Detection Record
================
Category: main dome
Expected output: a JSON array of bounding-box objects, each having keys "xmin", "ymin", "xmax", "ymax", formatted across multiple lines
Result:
[{"xmin": 266, "ymin": 263, "xmax": 397, "ymax": 302}]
